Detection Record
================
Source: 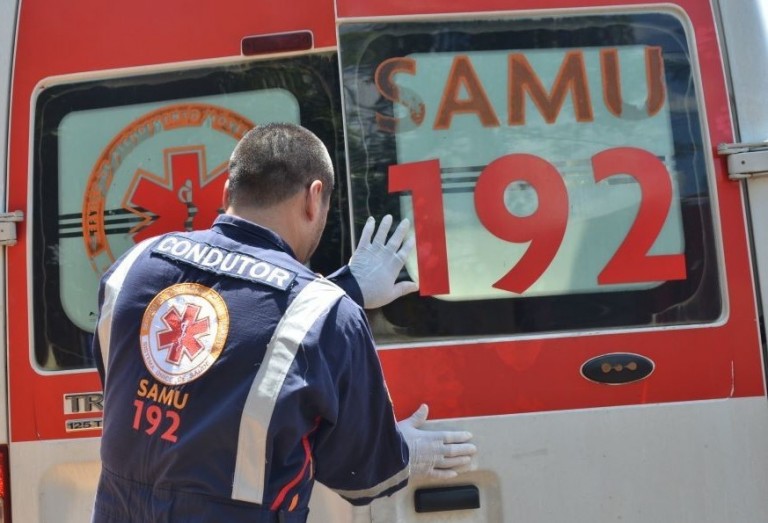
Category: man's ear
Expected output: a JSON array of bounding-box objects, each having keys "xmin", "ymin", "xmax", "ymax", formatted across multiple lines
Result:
[
  {"xmin": 305, "ymin": 180, "xmax": 324, "ymax": 220},
  {"xmin": 222, "ymin": 179, "xmax": 232, "ymax": 210}
]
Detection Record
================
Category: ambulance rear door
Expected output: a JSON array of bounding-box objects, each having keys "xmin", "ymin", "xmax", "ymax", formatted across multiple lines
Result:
[
  {"xmin": 7, "ymin": 1, "xmax": 351, "ymax": 521},
  {"xmin": 337, "ymin": 0, "xmax": 768, "ymax": 521}
]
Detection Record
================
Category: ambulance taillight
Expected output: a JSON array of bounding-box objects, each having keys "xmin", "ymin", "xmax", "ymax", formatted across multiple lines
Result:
[{"xmin": 0, "ymin": 445, "xmax": 10, "ymax": 522}]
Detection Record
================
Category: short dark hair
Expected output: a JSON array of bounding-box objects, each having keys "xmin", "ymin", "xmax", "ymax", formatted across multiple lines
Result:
[{"xmin": 227, "ymin": 123, "xmax": 334, "ymax": 207}]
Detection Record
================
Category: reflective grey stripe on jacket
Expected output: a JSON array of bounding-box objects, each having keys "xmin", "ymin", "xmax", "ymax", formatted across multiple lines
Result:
[
  {"xmin": 232, "ymin": 277, "xmax": 345, "ymax": 504},
  {"xmin": 97, "ymin": 237, "xmax": 157, "ymax": 387}
]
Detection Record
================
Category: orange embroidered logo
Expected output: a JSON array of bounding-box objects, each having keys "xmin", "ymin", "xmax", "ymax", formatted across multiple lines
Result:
[{"xmin": 140, "ymin": 283, "xmax": 229, "ymax": 385}]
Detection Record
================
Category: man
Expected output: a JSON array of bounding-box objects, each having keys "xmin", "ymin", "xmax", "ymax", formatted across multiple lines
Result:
[{"xmin": 91, "ymin": 123, "xmax": 475, "ymax": 522}]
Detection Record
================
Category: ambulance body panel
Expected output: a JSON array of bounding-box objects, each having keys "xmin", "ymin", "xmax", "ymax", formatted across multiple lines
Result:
[
  {"xmin": 0, "ymin": 0, "xmax": 15, "ymax": 447},
  {"xmin": 4, "ymin": 0, "xmax": 768, "ymax": 521}
]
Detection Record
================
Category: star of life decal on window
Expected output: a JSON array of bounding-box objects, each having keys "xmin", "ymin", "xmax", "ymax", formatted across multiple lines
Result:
[
  {"xmin": 82, "ymin": 103, "xmax": 255, "ymax": 276},
  {"xmin": 140, "ymin": 283, "xmax": 229, "ymax": 385}
]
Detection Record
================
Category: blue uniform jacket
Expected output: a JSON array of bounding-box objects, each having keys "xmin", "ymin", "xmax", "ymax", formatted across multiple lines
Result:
[{"xmin": 91, "ymin": 215, "xmax": 409, "ymax": 522}]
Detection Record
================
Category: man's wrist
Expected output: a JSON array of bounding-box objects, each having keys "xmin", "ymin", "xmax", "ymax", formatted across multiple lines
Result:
[{"xmin": 328, "ymin": 265, "xmax": 365, "ymax": 307}]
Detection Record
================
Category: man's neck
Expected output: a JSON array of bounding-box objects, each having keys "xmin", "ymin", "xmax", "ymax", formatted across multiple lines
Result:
[{"xmin": 226, "ymin": 197, "xmax": 306, "ymax": 261}]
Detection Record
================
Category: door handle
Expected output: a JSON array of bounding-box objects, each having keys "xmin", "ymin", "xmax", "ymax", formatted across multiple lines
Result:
[{"xmin": 414, "ymin": 485, "xmax": 480, "ymax": 513}]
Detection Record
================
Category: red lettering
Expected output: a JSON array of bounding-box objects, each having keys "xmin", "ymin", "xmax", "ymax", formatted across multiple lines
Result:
[
  {"xmin": 601, "ymin": 48, "xmax": 623, "ymax": 117},
  {"xmin": 374, "ymin": 57, "xmax": 426, "ymax": 133},
  {"xmin": 645, "ymin": 47, "xmax": 665, "ymax": 117},
  {"xmin": 509, "ymin": 50, "xmax": 593, "ymax": 125},
  {"xmin": 131, "ymin": 398, "xmax": 181, "ymax": 443},
  {"xmin": 377, "ymin": 47, "xmax": 664, "ymax": 131},
  {"xmin": 474, "ymin": 154, "xmax": 568, "ymax": 293},
  {"xmin": 601, "ymin": 47, "xmax": 666, "ymax": 118},
  {"xmin": 593, "ymin": 147, "xmax": 685, "ymax": 284},
  {"xmin": 388, "ymin": 160, "xmax": 450, "ymax": 295},
  {"xmin": 389, "ymin": 147, "xmax": 685, "ymax": 296},
  {"xmin": 434, "ymin": 55, "xmax": 500, "ymax": 130}
]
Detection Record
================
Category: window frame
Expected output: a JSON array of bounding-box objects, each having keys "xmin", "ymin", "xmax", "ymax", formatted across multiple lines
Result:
[
  {"xmin": 31, "ymin": 53, "xmax": 348, "ymax": 370},
  {"xmin": 338, "ymin": 10, "xmax": 721, "ymax": 344}
]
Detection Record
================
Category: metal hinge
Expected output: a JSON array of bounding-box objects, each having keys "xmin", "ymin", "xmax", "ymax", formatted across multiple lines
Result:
[
  {"xmin": 718, "ymin": 142, "xmax": 768, "ymax": 180},
  {"xmin": 0, "ymin": 211, "xmax": 24, "ymax": 246}
]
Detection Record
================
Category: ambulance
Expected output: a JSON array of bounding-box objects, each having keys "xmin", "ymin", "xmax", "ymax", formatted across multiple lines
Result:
[{"xmin": 3, "ymin": 0, "xmax": 768, "ymax": 521}]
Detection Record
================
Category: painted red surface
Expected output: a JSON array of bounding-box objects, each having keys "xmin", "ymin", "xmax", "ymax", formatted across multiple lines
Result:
[
  {"xmin": 8, "ymin": 0, "xmax": 762, "ymax": 441},
  {"xmin": 8, "ymin": 0, "xmax": 337, "ymax": 442}
]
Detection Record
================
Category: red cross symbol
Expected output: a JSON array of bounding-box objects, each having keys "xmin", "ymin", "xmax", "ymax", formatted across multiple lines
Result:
[
  {"xmin": 126, "ymin": 146, "xmax": 228, "ymax": 243},
  {"xmin": 157, "ymin": 303, "xmax": 211, "ymax": 365}
]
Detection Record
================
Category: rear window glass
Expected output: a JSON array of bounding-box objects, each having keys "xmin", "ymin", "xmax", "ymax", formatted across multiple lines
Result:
[
  {"xmin": 338, "ymin": 10, "xmax": 720, "ymax": 343},
  {"xmin": 33, "ymin": 54, "xmax": 345, "ymax": 370}
]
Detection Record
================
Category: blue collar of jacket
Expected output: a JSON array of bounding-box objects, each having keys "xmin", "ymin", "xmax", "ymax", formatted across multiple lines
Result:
[{"xmin": 212, "ymin": 214, "xmax": 298, "ymax": 260}]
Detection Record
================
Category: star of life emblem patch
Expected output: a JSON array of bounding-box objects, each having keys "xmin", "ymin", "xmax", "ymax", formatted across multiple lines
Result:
[{"xmin": 140, "ymin": 283, "xmax": 229, "ymax": 385}]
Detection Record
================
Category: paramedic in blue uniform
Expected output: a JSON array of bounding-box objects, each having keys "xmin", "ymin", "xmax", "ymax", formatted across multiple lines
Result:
[{"xmin": 91, "ymin": 123, "xmax": 476, "ymax": 522}]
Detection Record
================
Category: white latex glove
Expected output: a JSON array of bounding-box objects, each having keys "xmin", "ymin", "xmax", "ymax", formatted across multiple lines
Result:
[
  {"xmin": 397, "ymin": 404, "xmax": 477, "ymax": 479},
  {"xmin": 348, "ymin": 215, "xmax": 419, "ymax": 309}
]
